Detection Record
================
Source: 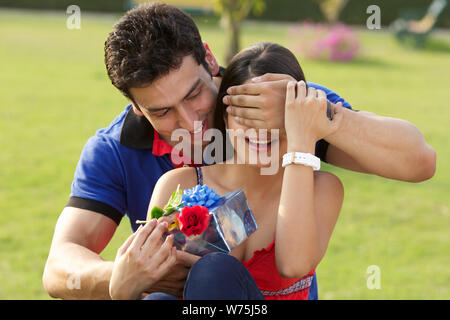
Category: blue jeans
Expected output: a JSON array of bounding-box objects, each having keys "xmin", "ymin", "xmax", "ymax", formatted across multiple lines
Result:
[
  {"xmin": 308, "ymin": 273, "xmax": 318, "ymax": 300},
  {"xmin": 144, "ymin": 253, "xmax": 319, "ymax": 300},
  {"xmin": 145, "ymin": 252, "xmax": 264, "ymax": 300}
]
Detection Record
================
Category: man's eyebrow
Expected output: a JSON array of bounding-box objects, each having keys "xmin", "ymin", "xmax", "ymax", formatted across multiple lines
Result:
[
  {"xmin": 144, "ymin": 105, "xmax": 171, "ymax": 112},
  {"xmin": 142, "ymin": 78, "xmax": 202, "ymax": 112},
  {"xmin": 182, "ymin": 77, "xmax": 202, "ymax": 101}
]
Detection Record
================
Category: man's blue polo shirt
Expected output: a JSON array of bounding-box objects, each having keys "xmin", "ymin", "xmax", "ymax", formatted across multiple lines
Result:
[{"xmin": 68, "ymin": 81, "xmax": 351, "ymax": 231}]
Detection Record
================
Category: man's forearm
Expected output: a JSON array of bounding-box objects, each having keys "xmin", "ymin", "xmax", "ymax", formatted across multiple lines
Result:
[
  {"xmin": 43, "ymin": 242, "xmax": 114, "ymax": 300},
  {"xmin": 325, "ymin": 107, "xmax": 436, "ymax": 182}
]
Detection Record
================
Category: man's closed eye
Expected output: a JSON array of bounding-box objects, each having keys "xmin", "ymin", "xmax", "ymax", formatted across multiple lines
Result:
[{"xmin": 152, "ymin": 108, "xmax": 170, "ymax": 118}]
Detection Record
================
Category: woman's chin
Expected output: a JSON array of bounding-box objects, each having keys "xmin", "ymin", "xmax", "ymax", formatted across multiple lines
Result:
[{"xmin": 233, "ymin": 138, "xmax": 282, "ymax": 168}]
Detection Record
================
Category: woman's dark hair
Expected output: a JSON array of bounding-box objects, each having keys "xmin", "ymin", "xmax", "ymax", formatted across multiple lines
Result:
[
  {"xmin": 213, "ymin": 42, "xmax": 306, "ymax": 161},
  {"xmin": 104, "ymin": 2, "xmax": 209, "ymax": 104}
]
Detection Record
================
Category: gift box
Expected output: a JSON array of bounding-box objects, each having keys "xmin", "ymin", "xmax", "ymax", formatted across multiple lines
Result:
[{"xmin": 166, "ymin": 189, "xmax": 258, "ymax": 256}]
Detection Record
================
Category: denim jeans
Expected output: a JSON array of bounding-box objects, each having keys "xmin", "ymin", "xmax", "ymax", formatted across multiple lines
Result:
[
  {"xmin": 308, "ymin": 273, "xmax": 318, "ymax": 300},
  {"xmin": 144, "ymin": 252, "xmax": 319, "ymax": 300},
  {"xmin": 145, "ymin": 252, "xmax": 264, "ymax": 300}
]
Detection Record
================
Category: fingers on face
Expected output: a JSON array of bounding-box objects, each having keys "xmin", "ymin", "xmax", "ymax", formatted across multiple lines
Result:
[
  {"xmin": 227, "ymin": 83, "xmax": 259, "ymax": 95},
  {"xmin": 317, "ymin": 89, "xmax": 327, "ymax": 100},
  {"xmin": 297, "ymin": 81, "xmax": 307, "ymax": 100},
  {"xmin": 317, "ymin": 89, "xmax": 327, "ymax": 109},
  {"xmin": 233, "ymin": 117, "xmax": 266, "ymax": 129},
  {"xmin": 286, "ymin": 80, "xmax": 307, "ymax": 105},
  {"xmin": 226, "ymin": 106, "xmax": 261, "ymax": 121},
  {"xmin": 286, "ymin": 81, "xmax": 296, "ymax": 106},
  {"xmin": 224, "ymin": 94, "xmax": 263, "ymax": 109},
  {"xmin": 226, "ymin": 73, "xmax": 287, "ymax": 95},
  {"xmin": 307, "ymin": 86, "xmax": 316, "ymax": 99}
]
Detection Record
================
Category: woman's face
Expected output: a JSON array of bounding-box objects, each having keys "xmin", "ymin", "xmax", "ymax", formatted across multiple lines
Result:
[{"xmin": 224, "ymin": 81, "xmax": 288, "ymax": 170}]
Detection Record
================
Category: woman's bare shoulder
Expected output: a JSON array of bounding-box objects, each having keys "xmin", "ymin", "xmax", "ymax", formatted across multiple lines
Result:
[
  {"xmin": 156, "ymin": 167, "xmax": 198, "ymax": 193},
  {"xmin": 148, "ymin": 167, "xmax": 198, "ymax": 213}
]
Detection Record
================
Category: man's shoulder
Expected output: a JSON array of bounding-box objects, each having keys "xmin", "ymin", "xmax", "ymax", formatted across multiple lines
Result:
[
  {"xmin": 306, "ymin": 81, "xmax": 352, "ymax": 109},
  {"xmin": 79, "ymin": 104, "xmax": 145, "ymax": 167},
  {"xmin": 92, "ymin": 104, "xmax": 132, "ymax": 144}
]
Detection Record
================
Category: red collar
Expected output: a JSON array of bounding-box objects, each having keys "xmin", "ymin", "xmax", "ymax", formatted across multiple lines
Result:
[
  {"xmin": 152, "ymin": 130, "xmax": 173, "ymax": 157},
  {"xmin": 152, "ymin": 130, "xmax": 197, "ymax": 168}
]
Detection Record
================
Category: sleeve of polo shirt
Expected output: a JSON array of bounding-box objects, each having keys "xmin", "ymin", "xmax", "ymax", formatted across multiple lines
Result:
[
  {"xmin": 308, "ymin": 82, "xmax": 353, "ymax": 163},
  {"xmin": 66, "ymin": 135, "xmax": 126, "ymax": 225}
]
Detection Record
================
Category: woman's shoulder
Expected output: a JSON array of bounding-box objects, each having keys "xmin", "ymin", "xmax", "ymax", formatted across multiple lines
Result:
[
  {"xmin": 156, "ymin": 166, "xmax": 199, "ymax": 191},
  {"xmin": 148, "ymin": 167, "xmax": 199, "ymax": 212}
]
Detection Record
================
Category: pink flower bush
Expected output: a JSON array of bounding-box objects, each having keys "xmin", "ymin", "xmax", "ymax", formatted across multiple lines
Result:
[{"xmin": 289, "ymin": 22, "xmax": 360, "ymax": 62}]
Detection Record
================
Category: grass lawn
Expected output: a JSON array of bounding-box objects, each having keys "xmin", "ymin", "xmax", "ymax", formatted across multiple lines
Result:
[{"xmin": 0, "ymin": 9, "xmax": 449, "ymax": 299}]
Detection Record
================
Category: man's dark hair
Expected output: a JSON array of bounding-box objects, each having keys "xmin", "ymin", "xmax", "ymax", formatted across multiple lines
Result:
[
  {"xmin": 213, "ymin": 42, "xmax": 307, "ymax": 162},
  {"xmin": 104, "ymin": 2, "xmax": 208, "ymax": 105}
]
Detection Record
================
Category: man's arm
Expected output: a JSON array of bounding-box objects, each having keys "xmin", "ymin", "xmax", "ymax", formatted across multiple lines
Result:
[
  {"xmin": 43, "ymin": 206, "xmax": 192, "ymax": 299},
  {"xmin": 43, "ymin": 207, "xmax": 117, "ymax": 299},
  {"xmin": 223, "ymin": 74, "xmax": 436, "ymax": 182},
  {"xmin": 324, "ymin": 107, "xmax": 436, "ymax": 182}
]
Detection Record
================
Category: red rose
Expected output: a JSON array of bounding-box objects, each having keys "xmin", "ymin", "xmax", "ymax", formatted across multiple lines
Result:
[{"xmin": 177, "ymin": 205, "xmax": 210, "ymax": 237}]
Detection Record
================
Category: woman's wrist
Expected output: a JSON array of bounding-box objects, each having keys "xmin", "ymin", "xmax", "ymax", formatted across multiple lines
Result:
[{"xmin": 287, "ymin": 140, "xmax": 316, "ymax": 154}]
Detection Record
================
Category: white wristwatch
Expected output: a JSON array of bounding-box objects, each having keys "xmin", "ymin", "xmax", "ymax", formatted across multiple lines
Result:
[{"xmin": 282, "ymin": 152, "xmax": 321, "ymax": 171}]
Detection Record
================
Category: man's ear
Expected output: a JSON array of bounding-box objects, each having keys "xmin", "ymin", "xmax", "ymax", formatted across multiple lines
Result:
[{"xmin": 203, "ymin": 42, "xmax": 220, "ymax": 76}]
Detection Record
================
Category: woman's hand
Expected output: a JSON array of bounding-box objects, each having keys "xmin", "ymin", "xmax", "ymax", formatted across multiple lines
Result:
[
  {"xmin": 285, "ymin": 81, "xmax": 343, "ymax": 152},
  {"xmin": 109, "ymin": 219, "xmax": 177, "ymax": 300}
]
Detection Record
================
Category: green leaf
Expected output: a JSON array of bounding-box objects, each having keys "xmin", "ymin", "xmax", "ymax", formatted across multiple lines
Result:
[
  {"xmin": 164, "ymin": 184, "xmax": 183, "ymax": 211},
  {"xmin": 163, "ymin": 207, "xmax": 179, "ymax": 216},
  {"xmin": 150, "ymin": 206, "xmax": 165, "ymax": 220}
]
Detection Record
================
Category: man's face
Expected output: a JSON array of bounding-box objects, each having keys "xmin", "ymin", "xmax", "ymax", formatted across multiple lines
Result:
[{"xmin": 129, "ymin": 55, "xmax": 218, "ymax": 148}]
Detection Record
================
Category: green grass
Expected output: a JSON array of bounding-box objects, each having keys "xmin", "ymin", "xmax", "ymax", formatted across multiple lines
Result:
[{"xmin": 0, "ymin": 9, "xmax": 449, "ymax": 299}]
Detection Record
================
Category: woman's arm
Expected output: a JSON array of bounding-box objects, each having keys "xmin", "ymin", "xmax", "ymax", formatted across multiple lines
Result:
[
  {"xmin": 276, "ymin": 169, "xmax": 343, "ymax": 278},
  {"xmin": 146, "ymin": 168, "xmax": 201, "ymax": 268},
  {"xmin": 275, "ymin": 81, "xmax": 344, "ymax": 278}
]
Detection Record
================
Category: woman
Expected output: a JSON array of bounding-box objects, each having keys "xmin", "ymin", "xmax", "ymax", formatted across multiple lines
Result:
[{"xmin": 124, "ymin": 42, "xmax": 344, "ymax": 300}]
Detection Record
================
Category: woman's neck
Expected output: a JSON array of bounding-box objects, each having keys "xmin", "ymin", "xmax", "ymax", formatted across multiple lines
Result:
[{"xmin": 211, "ymin": 163, "xmax": 284, "ymax": 198}]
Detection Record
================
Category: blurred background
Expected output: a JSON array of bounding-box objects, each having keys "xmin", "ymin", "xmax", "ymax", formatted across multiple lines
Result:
[{"xmin": 0, "ymin": 0, "xmax": 449, "ymax": 299}]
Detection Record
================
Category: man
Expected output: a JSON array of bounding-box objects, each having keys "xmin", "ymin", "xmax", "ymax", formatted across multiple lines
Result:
[{"xmin": 42, "ymin": 2, "xmax": 435, "ymax": 300}]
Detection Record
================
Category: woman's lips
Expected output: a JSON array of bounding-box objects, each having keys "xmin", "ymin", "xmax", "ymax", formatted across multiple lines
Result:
[{"xmin": 245, "ymin": 137, "xmax": 277, "ymax": 152}]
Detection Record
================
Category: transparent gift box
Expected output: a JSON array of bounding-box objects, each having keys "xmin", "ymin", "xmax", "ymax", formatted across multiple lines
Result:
[{"xmin": 166, "ymin": 189, "xmax": 258, "ymax": 256}]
